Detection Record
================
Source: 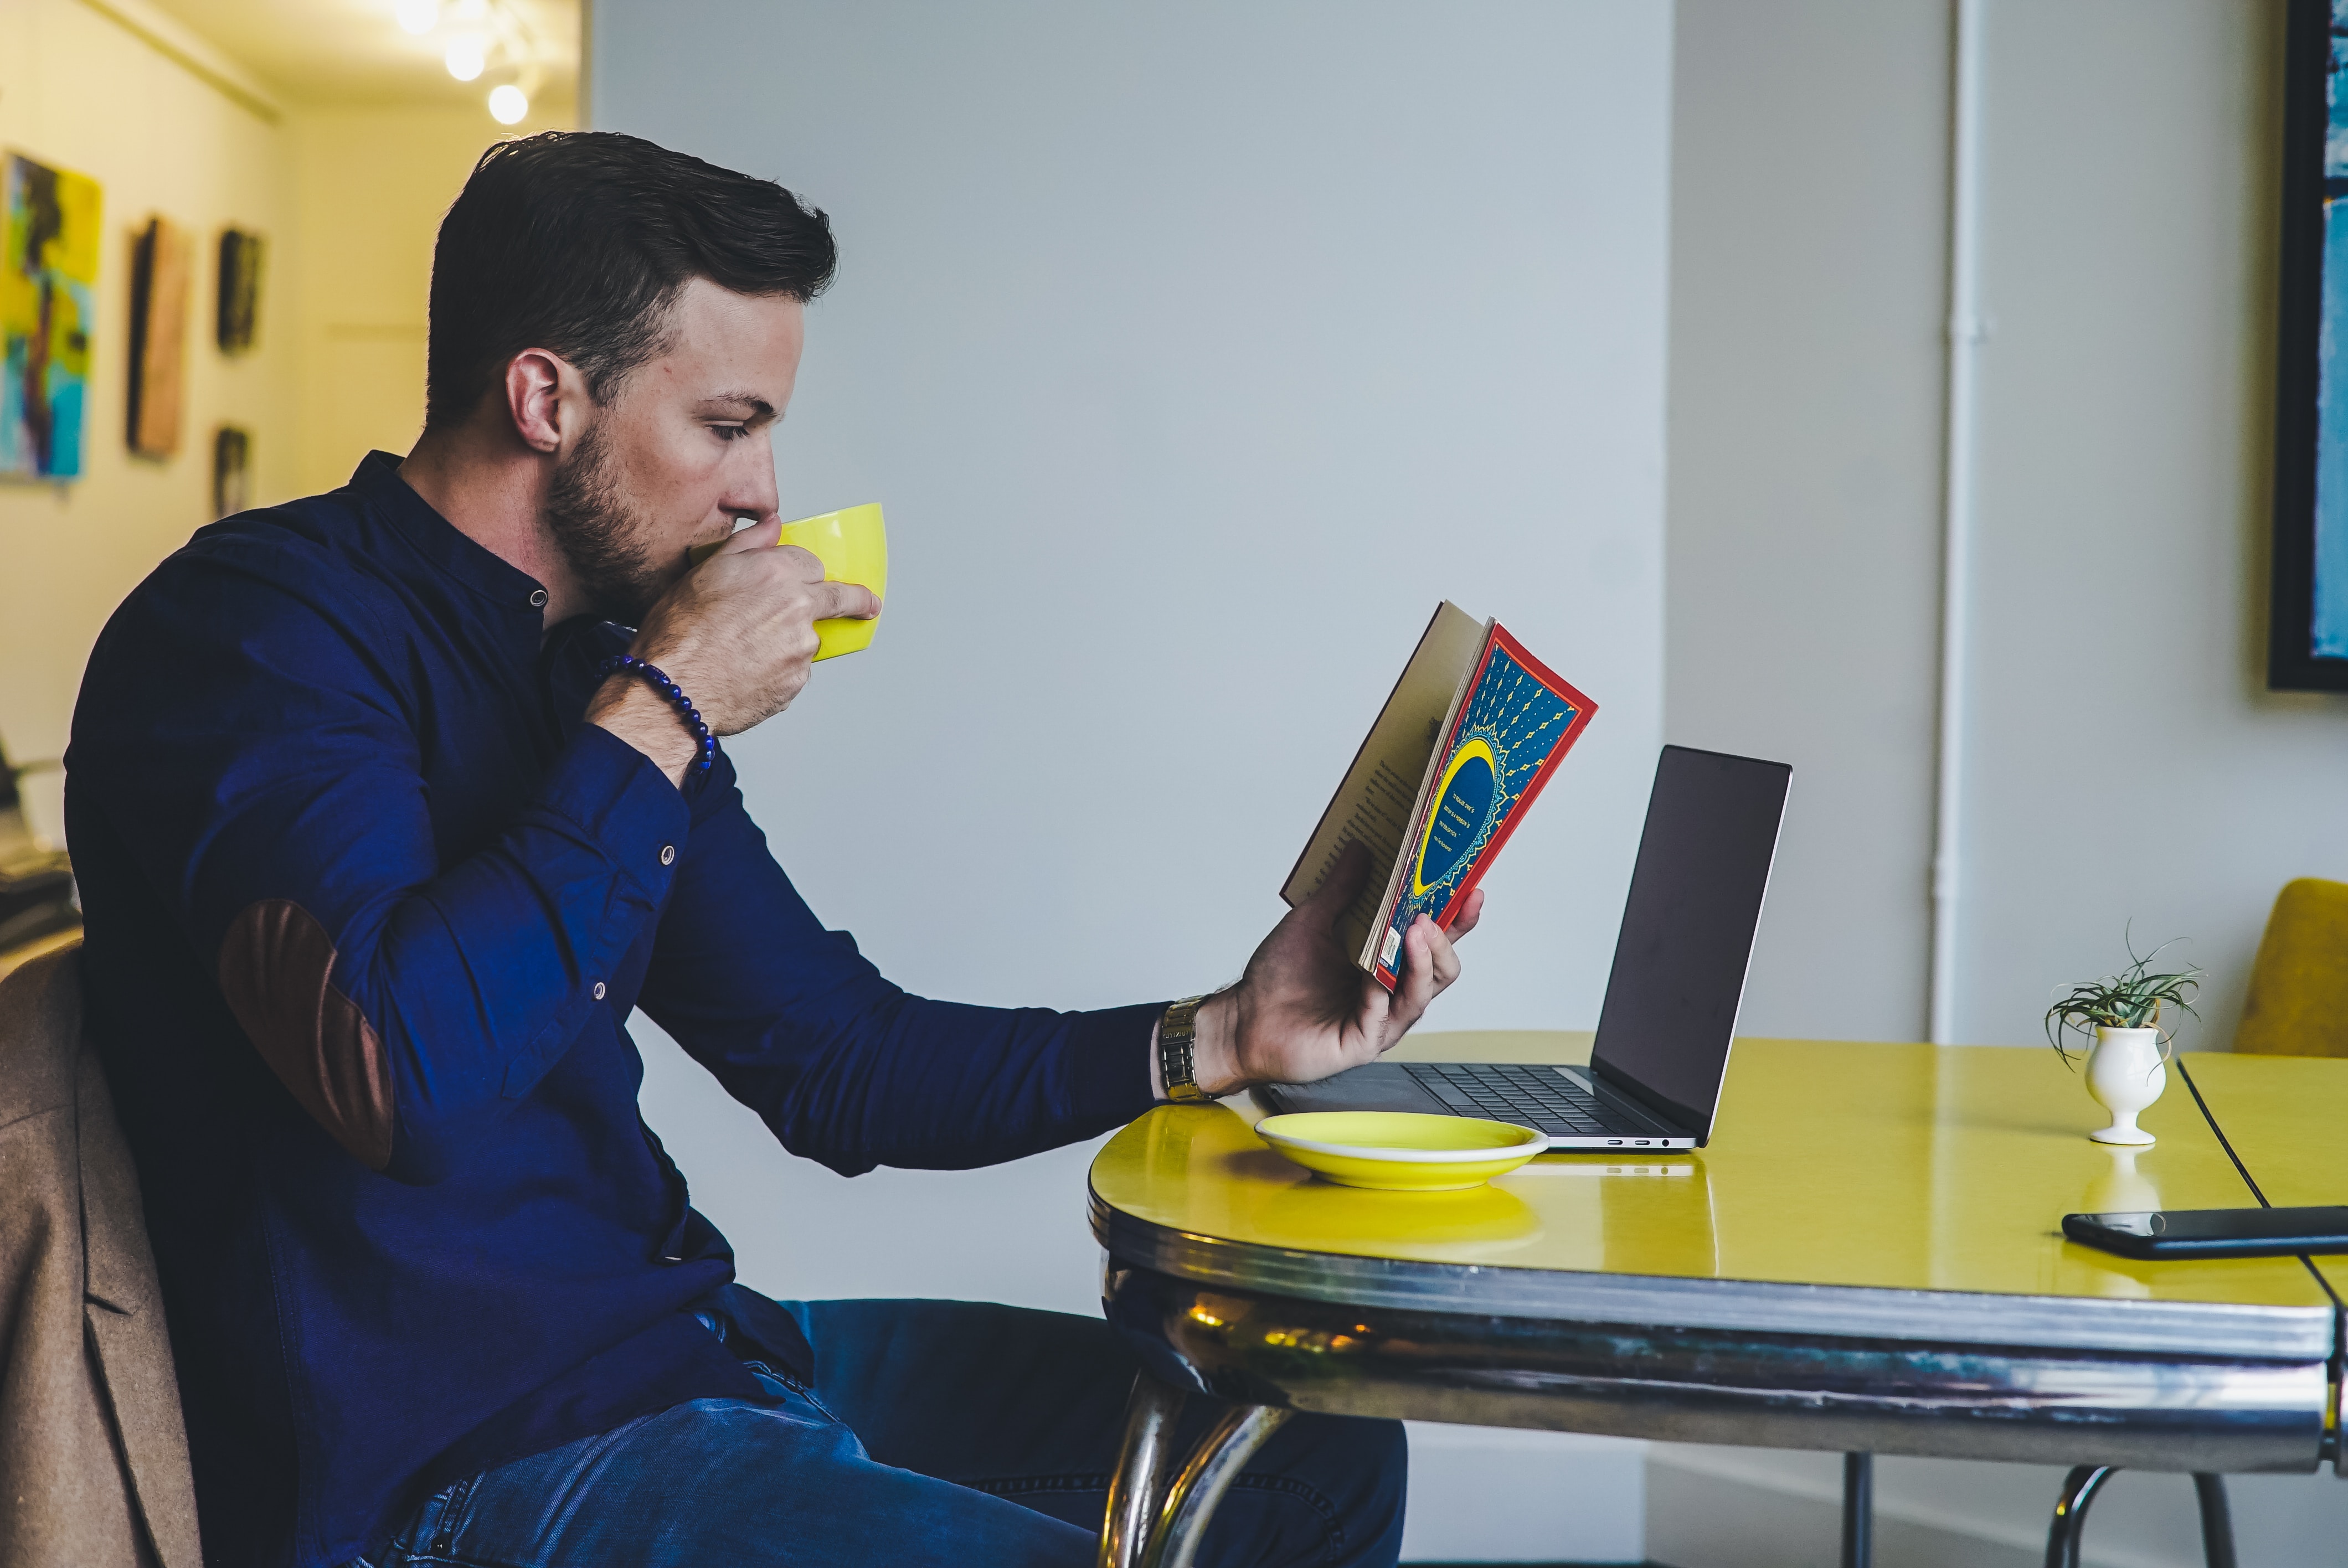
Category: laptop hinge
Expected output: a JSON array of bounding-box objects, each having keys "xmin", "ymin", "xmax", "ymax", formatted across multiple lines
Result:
[{"xmin": 1560, "ymin": 1066, "xmax": 1690, "ymax": 1139}]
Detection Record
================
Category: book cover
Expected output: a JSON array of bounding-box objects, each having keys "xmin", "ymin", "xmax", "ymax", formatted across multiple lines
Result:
[{"xmin": 1367, "ymin": 625, "xmax": 1596, "ymax": 989}]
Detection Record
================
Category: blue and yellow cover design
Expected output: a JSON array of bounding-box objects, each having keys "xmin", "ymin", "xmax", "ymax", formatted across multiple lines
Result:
[{"xmin": 1372, "ymin": 627, "xmax": 1596, "ymax": 989}]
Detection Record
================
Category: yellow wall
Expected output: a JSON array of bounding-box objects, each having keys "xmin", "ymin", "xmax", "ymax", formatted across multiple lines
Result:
[
  {"xmin": 0, "ymin": 1, "xmax": 572, "ymax": 847},
  {"xmin": 0, "ymin": 0, "xmax": 295, "ymax": 840},
  {"xmin": 288, "ymin": 100, "xmax": 571, "ymax": 498}
]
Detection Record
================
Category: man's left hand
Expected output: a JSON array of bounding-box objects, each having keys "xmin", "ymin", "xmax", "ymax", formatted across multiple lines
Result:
[{"xmin": 1185, "ymin": 842, "xmax": 1484, "ymax": 1097}]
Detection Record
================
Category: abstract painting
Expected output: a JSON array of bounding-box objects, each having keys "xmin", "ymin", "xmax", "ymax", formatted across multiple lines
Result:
[
  {"xmin": 217, "ymin": 228, "xmax": 263, "ymax": 355},
  {"xmin": 1, "ymin": 152, "xmax": 101, "ymax": 481},
  {"xmin": 128, "ymin": 215, "xmax": 192, "ymax": 459}
]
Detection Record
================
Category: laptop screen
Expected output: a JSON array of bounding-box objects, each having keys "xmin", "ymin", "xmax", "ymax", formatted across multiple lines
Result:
[{"xmin": 1588, "ymin": 745, "xmax": 1790, "ymax": 1142}]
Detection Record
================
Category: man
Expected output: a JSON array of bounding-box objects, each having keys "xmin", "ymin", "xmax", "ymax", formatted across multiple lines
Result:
[{"xmin": 67, "ymin": 132, "xmax": 1480, "ymax": 1568}]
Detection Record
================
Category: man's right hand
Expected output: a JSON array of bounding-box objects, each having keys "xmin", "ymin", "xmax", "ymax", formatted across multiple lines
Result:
[{"xmin": 586, "ymin": 518, "xmax": 881, "ymax": 785}]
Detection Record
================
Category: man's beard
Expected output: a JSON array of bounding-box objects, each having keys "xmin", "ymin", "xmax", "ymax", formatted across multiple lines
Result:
[{"xmin": 542, "ymin": 422, "xmax": 665, "ymax": 626}]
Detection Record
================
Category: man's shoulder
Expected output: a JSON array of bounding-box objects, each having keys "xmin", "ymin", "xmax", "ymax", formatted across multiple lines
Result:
[
  {"xmin": 173, "ymin": 485, "xmax": 384, "ymax": 597},
  {"xmin": 78, "ymin": 486, "xmax": 418, "ymax": 734},
  {"xmin": 113, "ymin": 487, "xmax": 401, "ymax": 652}
]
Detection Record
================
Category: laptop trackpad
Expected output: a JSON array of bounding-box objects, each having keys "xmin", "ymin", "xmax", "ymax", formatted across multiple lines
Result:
[{"xmin": 1258, "ymin": 1062, "xmax": 1446, "ymax": 1116}]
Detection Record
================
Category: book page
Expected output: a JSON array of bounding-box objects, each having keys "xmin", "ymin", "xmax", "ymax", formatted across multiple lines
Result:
[{"xmin": 1281, "ymin": 601, "xmax": 1486, "ymax": 962}]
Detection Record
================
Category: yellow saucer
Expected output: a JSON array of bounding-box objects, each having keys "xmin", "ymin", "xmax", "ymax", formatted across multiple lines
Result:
[{"xmin": 1254, "ymin": 1111, "xmax": 1547, "ymax": 1192}]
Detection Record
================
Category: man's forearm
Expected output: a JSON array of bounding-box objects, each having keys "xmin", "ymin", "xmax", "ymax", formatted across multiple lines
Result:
[{"xmin": 588, "ymin": 676, "xmax": 699, "ymax": 788}]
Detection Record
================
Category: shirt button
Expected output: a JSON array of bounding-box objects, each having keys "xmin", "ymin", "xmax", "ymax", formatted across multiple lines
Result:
[
  {"xmin": 660, "ymin": 844, "xmax": 677, "ymax": 866},
  {"xmin": 592, "ymin": 982, "xmax": 607, "ymax": 1000},
  {"xmin": 528, "ymin": 589, "xmax": 548, "ymax": 608}
]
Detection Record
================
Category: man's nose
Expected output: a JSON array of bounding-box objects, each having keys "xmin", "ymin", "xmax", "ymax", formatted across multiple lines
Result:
[{"xmin": 724, "ymin": 437, "xmax": 780, "ymax": 523}]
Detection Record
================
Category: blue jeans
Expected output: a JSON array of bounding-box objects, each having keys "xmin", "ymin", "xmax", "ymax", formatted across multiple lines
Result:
[{"xmin": 363, "ymin": 1298, "xmax": 1405, "ymax": 1567}]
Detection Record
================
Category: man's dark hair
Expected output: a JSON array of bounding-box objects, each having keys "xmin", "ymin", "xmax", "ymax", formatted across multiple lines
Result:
[{"xmin": 425, "ymin": 131, "xmax": 836, "ymax": 430}]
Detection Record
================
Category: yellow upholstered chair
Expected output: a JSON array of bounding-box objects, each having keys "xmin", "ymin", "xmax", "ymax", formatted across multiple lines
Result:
[{"xmin": 2232, "ymin": 877, "xmax": 2348, "ymax": 1057}]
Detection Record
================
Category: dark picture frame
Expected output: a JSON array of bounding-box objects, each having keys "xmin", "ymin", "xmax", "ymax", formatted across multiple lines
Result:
[
  {"xmin": 2272, "ymin": 0, "xmax": 2348, "ymax": 688},
  {"xmin": 212, "ymin": 425, "xmax": 249, "ymax": 519},
  {"xmin": 217, "ymin": 228, "xmax": 263, "ymax": 357}
]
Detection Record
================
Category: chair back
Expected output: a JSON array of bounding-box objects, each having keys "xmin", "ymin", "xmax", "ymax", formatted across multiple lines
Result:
[
  {"xmin": 2233, "ymin": 878, "xmax": 2348, "ymax": 1057},
  {"xmin": 0, "ymin": 944, "xmax": 203, "ymax": 1567}
]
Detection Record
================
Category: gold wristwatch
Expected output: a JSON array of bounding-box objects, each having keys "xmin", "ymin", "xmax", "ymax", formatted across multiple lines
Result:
[{"xmin": 1159, "ymin": 994, "xmax": 1213, "ymax": 1102}]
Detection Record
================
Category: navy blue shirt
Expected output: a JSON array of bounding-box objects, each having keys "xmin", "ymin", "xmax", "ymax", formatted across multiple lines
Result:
[{"xmin": 65, "ymin": 453, "xmax": 1160, "ymax": 1568}]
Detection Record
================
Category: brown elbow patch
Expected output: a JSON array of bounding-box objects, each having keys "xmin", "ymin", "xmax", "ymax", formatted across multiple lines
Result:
[{"xmin": 218, "ymin": 899, "xmax": 394, "ymax": 1170}]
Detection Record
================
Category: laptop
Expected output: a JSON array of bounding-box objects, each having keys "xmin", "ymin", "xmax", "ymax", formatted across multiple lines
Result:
[{"xmin": 1256, "ymin": 745, "xmax": 1791, "ymax": 1151}]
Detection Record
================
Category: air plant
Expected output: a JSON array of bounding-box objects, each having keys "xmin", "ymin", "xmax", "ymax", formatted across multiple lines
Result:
[{"xmin": 2043, "ymin": 935, "xmax": 2201, "ymax": 1069}]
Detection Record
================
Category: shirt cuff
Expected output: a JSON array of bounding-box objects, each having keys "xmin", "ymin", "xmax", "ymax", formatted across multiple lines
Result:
[
  {"xmin": 1068, "ymin": 1001, "xmax": 1167, "ymax": 1131},
  {"xmin": 535, "ymin": 723, "xmax": 696, "ymax": 901}
]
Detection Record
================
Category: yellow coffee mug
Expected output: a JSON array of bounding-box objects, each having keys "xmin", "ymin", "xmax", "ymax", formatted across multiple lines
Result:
[{"xmin": 692, "ymin": 503, "xmax": 887, "ymax": 661}]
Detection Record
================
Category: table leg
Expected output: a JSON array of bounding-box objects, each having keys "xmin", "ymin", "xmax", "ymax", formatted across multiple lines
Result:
[
  {"xmin": 1840, "ymin": 1452, "xmax": 1872, "ymax": 1568},
  {"xmin": 2191, "ymin": 1473, "xmax": 2237, "ymax": 1568},
  {"xmin": 1099, "ymin": 1372, "xmax": 1187, "ymax": 1568},
  {"xmin": 2043, "ymin": 1464, "xmax": 2116, "ymax": 1568},
  {"xmin": 1139, "ymin": 1400, "xmax": 1294, "ymax": 1568}
]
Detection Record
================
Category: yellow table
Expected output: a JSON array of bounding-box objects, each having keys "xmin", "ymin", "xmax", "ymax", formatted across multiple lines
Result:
[
  {"xmin": 2165, "ymin": 1051, "xmax": 2348, "ymax": 1353},
  {"xmin": 1087, "ymin": 1034, "xmax": 2339, "ymax": 1567}
]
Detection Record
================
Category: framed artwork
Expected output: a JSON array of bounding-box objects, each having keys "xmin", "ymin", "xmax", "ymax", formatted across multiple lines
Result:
[
  {"xmin": 127, "ymin": 215, "xmax": 192, "ymax": 459},
  {"xmin": 217, "ymin": 228, "xmax": 263, "ymax": 355},
  {"xmin": 213, "ymin": 425, "xmax": 250, "ymax": 519},
  {"xmin": 1, "ymin": 151, "xmax": 101, "ymax": 482},
  {"xmin": 2274, "ymin": 1, "xmax": 2348, "ymax": 686}
]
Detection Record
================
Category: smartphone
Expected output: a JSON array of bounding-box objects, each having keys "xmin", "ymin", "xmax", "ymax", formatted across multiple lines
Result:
[{"xmin": 2062, "ymin": 1206, "xmax": 2348, "ymax": 1260}]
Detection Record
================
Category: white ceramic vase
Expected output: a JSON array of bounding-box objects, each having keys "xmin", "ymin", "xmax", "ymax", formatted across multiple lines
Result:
[{"xmin": 2084, "ymin": 1025, "xmax": 2166, "ymax": 1146}]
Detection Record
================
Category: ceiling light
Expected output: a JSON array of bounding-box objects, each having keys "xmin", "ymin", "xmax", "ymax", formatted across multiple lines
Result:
[
  {"xmin": 445, "ymin": 35, "xmax": 486, "ymax": 81},
  {"xmin": 394, "ymin": 0, "xmax": 438, "ymax": 33},
  {"xmin": 488, "ymin": 84, "xmax": 528, "ymax": 125}
]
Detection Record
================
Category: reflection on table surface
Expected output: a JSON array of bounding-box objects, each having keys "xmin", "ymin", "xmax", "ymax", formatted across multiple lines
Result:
[
  {"xmin": 1091, "ymin": 1031, "xmax": 2331, "ymax": 1309},
  {"xmin": 2167, "ymin": 1050, "xmax": 2348, "ymax": 1298}
]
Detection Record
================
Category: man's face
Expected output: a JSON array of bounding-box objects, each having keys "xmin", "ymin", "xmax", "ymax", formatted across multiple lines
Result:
[{"xmin": 542, "ymin": 277, "xmax": 805, "ymax": 623}]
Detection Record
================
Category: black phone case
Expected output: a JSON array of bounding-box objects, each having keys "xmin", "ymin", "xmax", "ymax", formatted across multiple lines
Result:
[{"xmin": 2062, "ymin": 1210, "xmax": 2348, "ymax": 1260}]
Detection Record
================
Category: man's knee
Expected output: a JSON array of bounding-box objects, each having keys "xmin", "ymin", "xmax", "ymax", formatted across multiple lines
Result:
[
  {"xmin": 1323, "ymin": 1412, "xmax": 1407, "ymax": 1499},
  {"xmin": 1332, "ymin": 1414, "xmax": 1408, "ymax": 1544},
  {"xmin": 1230, "ymin": 1412, "xmax": 1405, "ymax": 1568}
]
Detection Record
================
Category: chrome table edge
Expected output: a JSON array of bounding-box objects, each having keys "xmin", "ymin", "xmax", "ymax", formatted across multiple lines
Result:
[
  {"xmin": 1100, "ymin": 1263, "xmax": 2331, "ymax": 1474},
  {"xmin": 1089, "ymin": 1194, "xmax": 2337, "ymax": 1362}
]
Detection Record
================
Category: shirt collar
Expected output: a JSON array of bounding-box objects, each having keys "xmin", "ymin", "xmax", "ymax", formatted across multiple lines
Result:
[{"xmin": 350, "ymin": 450, "xmax": 549, "ymax": 616}]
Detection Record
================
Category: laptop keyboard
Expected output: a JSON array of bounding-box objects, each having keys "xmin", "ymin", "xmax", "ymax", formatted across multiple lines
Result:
[{"xmin": 1402, "ymin": 1061, "xmax": 1654, "ymax": 1140}]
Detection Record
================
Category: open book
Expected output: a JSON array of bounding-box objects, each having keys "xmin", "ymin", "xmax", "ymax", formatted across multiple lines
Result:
[{"xmin": 1281, "ymin": 602, "xmax": 1598, "ymax": 989}]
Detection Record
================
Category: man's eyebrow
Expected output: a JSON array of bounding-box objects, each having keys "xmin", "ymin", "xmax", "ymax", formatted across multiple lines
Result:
[{"xmin": 701, "ymin": 391, "xmax": 777, "ymax": 421}]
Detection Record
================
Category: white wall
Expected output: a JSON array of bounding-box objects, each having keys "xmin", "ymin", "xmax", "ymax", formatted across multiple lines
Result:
[
  {"xmin": 1953, "ymin": 0, "xmax": 2348, "ymax": 1053},
  {"xmin": 287, "ymin": 101, "xmax": 573, "ymax": 501},
  {"xmin": 1664, "ymin": 0, "xmax": 1950, "ymax": 1045}
]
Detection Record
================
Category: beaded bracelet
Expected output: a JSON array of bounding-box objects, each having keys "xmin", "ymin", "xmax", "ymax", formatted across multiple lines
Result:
[{"xmin": 599, "ymin": 654, "xmax": 718, "ymax": 782}]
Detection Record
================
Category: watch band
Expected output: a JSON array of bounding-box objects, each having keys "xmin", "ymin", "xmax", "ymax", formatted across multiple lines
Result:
[{"xmin": 1159, "ymin": 994, "xmax": 1212, "ymax": 1103}]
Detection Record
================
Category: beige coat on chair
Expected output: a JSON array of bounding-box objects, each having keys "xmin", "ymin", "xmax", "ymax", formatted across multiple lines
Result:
[{"xmin": 0, "ymin": 943, "xmax": 202, "ymax": 1568}]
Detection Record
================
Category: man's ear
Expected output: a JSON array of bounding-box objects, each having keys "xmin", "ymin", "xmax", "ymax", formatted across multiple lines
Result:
[{"xmin": 502, "ymin": 349, "xmax": 574, "ymax": 455}]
